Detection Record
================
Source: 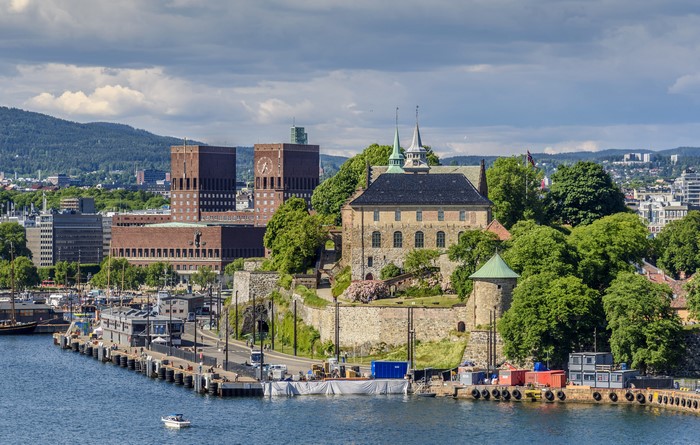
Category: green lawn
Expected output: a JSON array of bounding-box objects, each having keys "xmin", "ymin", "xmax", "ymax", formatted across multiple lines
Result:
[
  {"xmin": 348, "ymin": 339, "xmax": 467, "ymax": 369},
  {"xmin": 341, "ymin": 294, "xmax": 461, "ymax": 308}
]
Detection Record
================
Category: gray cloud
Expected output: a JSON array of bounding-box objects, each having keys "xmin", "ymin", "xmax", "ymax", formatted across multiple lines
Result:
[{"xmin": 2, "ymin": 0, "xmax": 700, "ymax": 156}]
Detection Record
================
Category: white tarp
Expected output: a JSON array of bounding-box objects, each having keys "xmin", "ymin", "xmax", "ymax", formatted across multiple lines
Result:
[
  {"xmin": 263, "ymin": 379, "xmax": 410, "ymax": 397},
  {"xmin": 152, "ymin": 336, "xmax": 167, "ymax": 343}
]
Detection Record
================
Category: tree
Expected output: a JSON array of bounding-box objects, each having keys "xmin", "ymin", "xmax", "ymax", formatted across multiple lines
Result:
[
  {"xmin": 502, "ymin": 223, "xmax": 577, "ymax": 278},
  {"xmin": 0, "ymin": 222, "xmax": 31, "ymax": 260},
  {"xmin": 486, "ymin": 157, "xmax": 545, "ymax": 228},
  {"xmin": 12, "ymin": 256, "xmax": 39, "ymax": 290},
  {"xmin": 54, "ymin": 261, "xmax": 77, "ymax": 286},
  {"xmin": 448, "ymin": 230, "xmax": 499, "ymax": 299},
  {"xmin": 603, "ymin": 272, "xmax": 684, "ymax": 374},
  {"xmin": 655, "ymin": 211, "xmax": 700, "ymax": 279},
  {"xmin": 90, "ymin": 257, "xmax": 145, "ymax": 290},
  {"xmin": 191, "ymin": 265, "xmax": 217, "ymax": 291},
  {"xmin": 547, "ymin": 161, "xmax": 627, "ymax": 227},
  {"xmin": 264, "ymin": 197, "xmax": 326, "ymax": 274},
  {"xmin": 569, "ymin": 213, "xmax": 650, "ymax": 290},
  {"xmin": 403, "ymin": 249, "xmax": 440, "ymax": 277},
  {"xmin": 144, "ymin": 262, "xmax": 175, "ymax": 289},
  {"xmin": 499, "ymin": 273, "xmax": 601, "ymax": 367},
  {"xmin": 379, "ymin": 262, "xmax": 402, "ymax": 280}
]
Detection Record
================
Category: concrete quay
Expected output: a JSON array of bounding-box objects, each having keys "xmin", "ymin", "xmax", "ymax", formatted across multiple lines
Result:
[
  {"xmin": 428, "ymin": 382, "xmax": 700, "ymax": 415},
  {"xmin": 53, "ymin": 332, "xmax": 263, "ymax": 397}
]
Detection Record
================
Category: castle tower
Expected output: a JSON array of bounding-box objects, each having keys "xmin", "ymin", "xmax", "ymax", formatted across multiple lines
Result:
[
  {"xmin": 403, "ymin": 106, "xmax": 430, "ymax": 173},
  {"xmin": 469, "ymin": 253, "xmax": 519, "ymax": 328},
  {"xmin": 386, "ymin": 108, "xmax": 405, "ymax": 174}
]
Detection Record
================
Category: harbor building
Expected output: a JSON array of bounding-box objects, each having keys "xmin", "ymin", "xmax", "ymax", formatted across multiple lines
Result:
[{"xmin": 101, "ymin": 307, "xmax": 185, "ymax": 347}]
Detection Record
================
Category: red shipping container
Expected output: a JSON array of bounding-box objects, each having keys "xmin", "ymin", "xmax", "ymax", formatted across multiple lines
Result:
[
  {"xmin": 499, "ymin": 369, "xmax": 528, "ymax": 386},
  {"xmin": 550, "ymin": 373, "xmax": 566, "ymax": 388},
  {"xmin": 525, "ymin": 371, "xmax": 566, "ymax": 387}
]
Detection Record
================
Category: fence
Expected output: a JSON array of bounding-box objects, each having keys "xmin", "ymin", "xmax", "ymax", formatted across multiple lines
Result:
[{"xmin": 149, "ymin": 343, "xmax": 217, "ymax": 367}]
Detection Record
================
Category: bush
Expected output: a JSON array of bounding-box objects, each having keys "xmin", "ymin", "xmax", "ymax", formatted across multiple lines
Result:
[
  {"xmin": 331, "ymin": 266, "xmax": 351, "ymax": 298},
  {"xmin": 380, "ymin": 263, "xmax": 401, "ymax": 280},
  {"xmin": 278, "ymin": 274, "xmax": 293, "ymax": 290},
  {"xmin": 296, "ymin": 285, "xmax": 329, "ymax": 308},
  {"xmin": 344, "ymin": 280, "xmax": 390, "ymax": 303}
]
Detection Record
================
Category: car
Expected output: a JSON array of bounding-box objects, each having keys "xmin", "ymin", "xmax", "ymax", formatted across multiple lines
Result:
[{"xmin": 187, "ymin": 312, "xmax": 195, "ymax": 322}]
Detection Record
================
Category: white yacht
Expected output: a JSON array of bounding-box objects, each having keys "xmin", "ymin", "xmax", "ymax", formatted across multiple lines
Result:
[{"xmin": 161, "ymin": 414, "xmax": 191, "ymax": 428}]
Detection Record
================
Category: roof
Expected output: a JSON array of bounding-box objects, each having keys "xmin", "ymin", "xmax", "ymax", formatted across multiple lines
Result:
[
  {"xmin": 350, "ymin": 173, "xmax": 491, "ymax": 206},
  {"xmin": 371, "ymin": 165, "xmax": 482, "ymax": 189},
  {"xmin": 485, "ymin": 219, "xmax": 511, "ymax": 241},
  {"xmin": 148, "ymin": 222, "xmax": 205, "ymax": 228},
  {"xmin": 469, "ymin": 253, "xmax": 520, "ymax": 279}
]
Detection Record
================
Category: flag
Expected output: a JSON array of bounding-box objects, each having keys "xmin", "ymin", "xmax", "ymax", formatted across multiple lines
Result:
[{"xmin": 526, "ymin": 150, "xmax": 536, "ymax": 168}]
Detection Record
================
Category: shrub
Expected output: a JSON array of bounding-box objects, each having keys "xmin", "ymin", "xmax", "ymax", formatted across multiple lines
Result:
[
  {"xmin": 296, "ymin": 285, "xmax": 329, "ymax": 308},
  {"xmin": 278, "ymin": 274, "xmax": 293, "ymax": 290},
  {"xmin": 331, "ymin": 266, "xmax": 351, "ymax": 297},
  {"xmin": 380, "ymin": 263, "xmax": 401, "ymax": 280},
  {"xmin": 344, "ymin": 280, "xmax": 390, "ymax": 303}
]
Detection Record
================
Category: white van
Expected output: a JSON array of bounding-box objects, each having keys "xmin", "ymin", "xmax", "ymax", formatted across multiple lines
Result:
[{"xmin": 268, "ymin": 364, "xmax": 288, "ymax": 380}]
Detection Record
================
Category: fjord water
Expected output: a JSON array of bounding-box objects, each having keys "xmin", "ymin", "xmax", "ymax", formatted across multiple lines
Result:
[{"xmin": 1, "ymin": 336, "xmax": 697, "ymax": 445}]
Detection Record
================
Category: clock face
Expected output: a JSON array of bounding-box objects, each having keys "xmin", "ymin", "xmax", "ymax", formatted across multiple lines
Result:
[{"xmin": 257, "ymin": 156, "xmax": 272, "ymax": 174}]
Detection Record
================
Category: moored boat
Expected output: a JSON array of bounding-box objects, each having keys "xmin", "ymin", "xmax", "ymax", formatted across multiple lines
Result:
[{"xmin": 0, "ymin": 320, "xmax": 37, "ymax": 335}]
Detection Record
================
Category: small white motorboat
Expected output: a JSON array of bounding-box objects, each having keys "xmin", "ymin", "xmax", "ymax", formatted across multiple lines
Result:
[{"xmin": 161, "ymin": 413, "xmax": 191, "ymax": 428}]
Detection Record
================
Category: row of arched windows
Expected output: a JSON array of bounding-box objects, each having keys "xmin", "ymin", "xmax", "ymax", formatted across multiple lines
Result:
[{"xmin": 372, "ymin": 231, "xmax": 450, "ymax": 249}]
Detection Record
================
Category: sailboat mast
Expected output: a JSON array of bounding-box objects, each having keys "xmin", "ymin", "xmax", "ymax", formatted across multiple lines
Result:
[{"xmin": 10, "ymin": 242, "xmax": 16, "ymax": 325}]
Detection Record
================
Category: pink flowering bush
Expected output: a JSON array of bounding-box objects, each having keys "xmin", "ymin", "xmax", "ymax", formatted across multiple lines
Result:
[{"xmin": 344, "ymin": 280, "xmax": 390, "ymax": 303}]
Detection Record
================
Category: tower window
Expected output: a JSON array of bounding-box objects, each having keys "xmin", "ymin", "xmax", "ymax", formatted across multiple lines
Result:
[
  {"xmin": 438, "ymin": 209, "xmax": 444, "ymax": 221},
  {"xmin": 416, "ymin": 210, "xmax": 422, "ymax": 222},
  {"xmin": 395, "ymin": 210, "xmax": 401, "ymax": 222},
  {"xmin": 373, "ymin": 210, "xmax": 379, "ymax": 222},
  {"xmin": 436, "ymin": 231, "xmax": 445, "ymax": 248},
  {"xmin": 415, "ymin": 231, "xmax": 424, "ymax": 248},
  {"xmin": 393, "ymin": 231, "xmax": 403, "ymax": 248},
  {"xmin": 372, "ymin": 231, "xmax": 381, "ymax": 248}
]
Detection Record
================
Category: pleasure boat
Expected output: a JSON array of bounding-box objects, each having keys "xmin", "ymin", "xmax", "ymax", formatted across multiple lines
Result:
[{"xmin": 161, "ymin": 414, "xmax": 191, "ymax": 428}]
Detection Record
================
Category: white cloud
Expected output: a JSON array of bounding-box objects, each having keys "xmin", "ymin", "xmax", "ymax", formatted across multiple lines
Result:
[
  {"xmin": 8, "ymin": 0, "xmax": 30, "ymax": 13},
  {"xmin": 29, "ymin": 85, "xmax": 148, "ymax": 116}
]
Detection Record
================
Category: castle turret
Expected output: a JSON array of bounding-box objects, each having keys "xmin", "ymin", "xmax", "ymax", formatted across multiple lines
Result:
[{"xmin": 469, "ymin": 253, "xmax": 519, "ymax": 327}]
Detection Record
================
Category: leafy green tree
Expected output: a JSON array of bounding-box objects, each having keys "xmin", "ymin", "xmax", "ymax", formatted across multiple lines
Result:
[
  {"xmin": 191, "ymin": 265, "xmax": 218, "ymax": 291},
  {"xmin": 144, "ymin": 262, "xmax": 175, "ymax": 289},
  {"xmin": 264, "ymin": 197, "xmax": 326, "ymax": 274},
  {"xmin": 54, "ymin": 261, "xmax": 77, "ymax": 286},
  {"xmin": 547, "ymin": 161, "xmax": 627, "ymax": 227},
  {"xmin": 502, "ymin": 224, "xmax": 577, "ymax": 278},
  {"xmin": 656, "ymin": 211, "xmax": 700, "ymax": 279},
  {"xmin": 0, "ymin": 256, "xmax": 39, "ymax": 290},
  {"xmin": 486, "ymin": 157, "xmax": 545, "ymax": 228},
  {"xmin": 90, "ymin": 257, "xmax": 145, "ymax": 290},
  {"xmin": 403, "ymin": 249, "xmax": 441, "ymax": 281},
  {"xmin": 224, "ymin": 258, "xmax": 245, "ymax": 277},
  {"xmin": 379, "ymin": 263, "xmax": 402, "ymax": 280},
  {"xmin": 569, "ymin": 213, "xmax": 650, "ymax": 290},
  {"xmin": 0, "ymin": 222, "xmax": 31, "ymax": 260},
  {"xmin": 448, "ymin": 230, "xmax": 499, "ymax": 299},
  {"xmin": 603, "ymin": 272, "xmax": 684, "ymax": 374},
  {"xmin": 499, "ymin": 273, "xmax": 601, "ymax": 367}
]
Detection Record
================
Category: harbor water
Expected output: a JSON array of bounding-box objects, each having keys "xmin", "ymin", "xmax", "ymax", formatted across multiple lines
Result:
[{"xmin": 1, "ymin": 336, "xmax": 698, "ymax": 445}]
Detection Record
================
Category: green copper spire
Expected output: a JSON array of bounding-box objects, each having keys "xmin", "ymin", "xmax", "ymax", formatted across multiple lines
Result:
[
  {"xmin": 387, "ymin": 107, "xmax": 405, "ymax": 173},
  {"xmin": 469, "ymin": 253, "xmax": 520, "ymax": 279}
]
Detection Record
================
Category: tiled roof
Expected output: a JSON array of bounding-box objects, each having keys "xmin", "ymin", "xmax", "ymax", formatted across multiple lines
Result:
[
  {"xmin": 641, "ymin": 261, "xmax": 688, "ymax": 309},
  {"xmin": 486, "ymin": 219, "xmax": 511, "ymax": 241},
  {"xmin": 350, "ymin": 173, "xmax": 490, "ymax": 206}
]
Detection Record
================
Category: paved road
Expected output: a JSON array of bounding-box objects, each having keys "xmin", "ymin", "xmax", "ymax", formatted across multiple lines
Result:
[{"xmin": 181, "ymin": 321, "xmax": 368, "ymax": 377}]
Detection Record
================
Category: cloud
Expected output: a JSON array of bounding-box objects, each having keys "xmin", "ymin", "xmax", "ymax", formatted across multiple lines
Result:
[{"xmin": 28, "ymin": 85, "xmax": 148, "ymax": 116}]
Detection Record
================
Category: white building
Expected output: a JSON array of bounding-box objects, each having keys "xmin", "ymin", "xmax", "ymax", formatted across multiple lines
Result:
[{"xmin": 673, "ymin": 169, "xmax": 700, "ymax": 206}]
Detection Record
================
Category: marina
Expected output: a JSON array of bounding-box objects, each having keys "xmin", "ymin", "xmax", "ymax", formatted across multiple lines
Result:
[{"xmin": 3, "ymin": 335, "xmax": 700, "ymax": 445}]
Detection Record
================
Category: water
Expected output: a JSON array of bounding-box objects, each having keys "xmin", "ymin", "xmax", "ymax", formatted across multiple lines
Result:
[{"xmin": 1, "ymin": 336, "xmax": 698, "ymax": 445}]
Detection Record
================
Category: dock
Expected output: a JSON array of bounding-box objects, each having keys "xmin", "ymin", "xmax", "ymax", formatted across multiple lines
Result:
[{"xmin": 53, "ymin": 331, "xmax": 264, "ymax": 397}]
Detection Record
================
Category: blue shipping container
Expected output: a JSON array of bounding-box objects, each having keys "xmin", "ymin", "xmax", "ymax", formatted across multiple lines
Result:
[{"xmin": 371, "ymin": 361, "xmax": 409, "ymax": 379}]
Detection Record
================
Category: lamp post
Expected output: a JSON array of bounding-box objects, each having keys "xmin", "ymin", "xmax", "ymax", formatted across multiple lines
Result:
[
  {"xmin": 168, "ymin": 297, "xmax": 172, "ymax": 356},
  {"xmin": 259, "ymin": 309, "xmax": 265, "ymax": 382},
  {"xmin": 208, "ymin": 285, "xmax": 213, "ymax": 329},
  {"xmin": 234, "ymin": 291, "xmax": 238, "ymax": 340},
  {"xmin": 293, "ymin": 299, "xmax": 297, "ymax": 356},
  {"xmin": 225, "ymin": 305, "xmax": 229, "ymax": 371}
]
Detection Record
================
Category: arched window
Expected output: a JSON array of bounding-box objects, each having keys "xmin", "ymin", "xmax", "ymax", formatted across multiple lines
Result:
[
  {"xmin": 415, "ymin": 231, "xmax": 424, "ymax": 248},
  {"xmin": 372, "ymin": 231, "xmax": 381, "ymax": 248},
  {"xmin": 393, "ymin": 231, "xmax": 403, "ymax": 248},
  {"xmin": 436, "ymin": 231, "xmax": 446, "ymax": 248}
]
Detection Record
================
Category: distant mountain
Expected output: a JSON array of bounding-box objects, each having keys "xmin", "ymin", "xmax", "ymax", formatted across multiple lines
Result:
[{"xmin": 0, "ymin": 106, "xmax": 192, "ymax": 177}]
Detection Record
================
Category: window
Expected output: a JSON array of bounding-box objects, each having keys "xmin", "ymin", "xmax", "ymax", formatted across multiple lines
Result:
[
  {"xmin": 436, "ymin": 231, "xmax": 445, "ymax": 248},
  {"xmin": 371, "ymin": 231, "xmax": 381, "ymax": 248},
  {"xmin": 367, "ymin": 256, "xmax": 373, "ymax": 267},
  {"xmin": 393, "ymin": 231, "xmax": 403, "ymax": 248},
  {"xmin": 583, "ymin": 373, "xmax": 595, "ymax": 382},
  {"xmin": 572, "ymin": 357, "xmax": 581, "ymax": 365},
  {"xmin": 373, "ymin": 209, "xmax": 379, "ymax": 222},
  {"xmin": 459, "ymin": 210, "xmax": 466, "ymax": 221},
  {"xmin": 415, "ymin": 231, "xmax": 424, "ymax": 248},
  {"xmin": 438, "ymin": 209, "xmax": 444, "ymax": 221},
  {"xmin": 395, "ymin": 210, "xmax": 401, "ymax": 221},
  {"xmin": 416, "ymin": 210, "xmax": 422, "ymax": 222}
]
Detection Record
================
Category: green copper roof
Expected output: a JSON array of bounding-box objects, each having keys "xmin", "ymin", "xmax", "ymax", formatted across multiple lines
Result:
[
  {"xmin": 469, "ymin": 253, "xmax": 520, "ymax": 279},
  {"xmin": 386, "ymin": 125, "xmax": 404, "ymax": 174}
]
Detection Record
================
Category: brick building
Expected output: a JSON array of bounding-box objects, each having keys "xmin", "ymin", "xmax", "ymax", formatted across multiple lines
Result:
[
  {"xmin": 253, "ymin": 143, "xmax": 319, "ymax": 225},
  {"xmin": 341, "ymin": 122, "xmax": 492, "ymax": 280}
]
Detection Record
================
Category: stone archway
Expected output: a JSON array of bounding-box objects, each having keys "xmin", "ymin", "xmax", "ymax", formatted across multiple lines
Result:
[
  {"xmin": 457, "ymin": 321, "xmax": 466, "ymax": 333},
  {"xmin": 365, "ymin": 273, "xmax": 374, "ymax": 280}
]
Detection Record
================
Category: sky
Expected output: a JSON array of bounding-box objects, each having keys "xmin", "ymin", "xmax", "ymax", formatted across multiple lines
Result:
[{"xmin": 3, "ymin": 0, "xmax": 700, "ymax": 158}]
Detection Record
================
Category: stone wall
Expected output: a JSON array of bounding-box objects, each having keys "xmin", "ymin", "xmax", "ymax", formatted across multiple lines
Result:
[
  {"xmin": 232, "ymin": 270, "xmax": 279, "ymax": 303},
  {"xmin": 461, "ymin": 330, "xmax": 505, "ymax": 369},
  {"xmin": 292, "ymin": 294, "xmax": 469, "ymax": 351}
]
